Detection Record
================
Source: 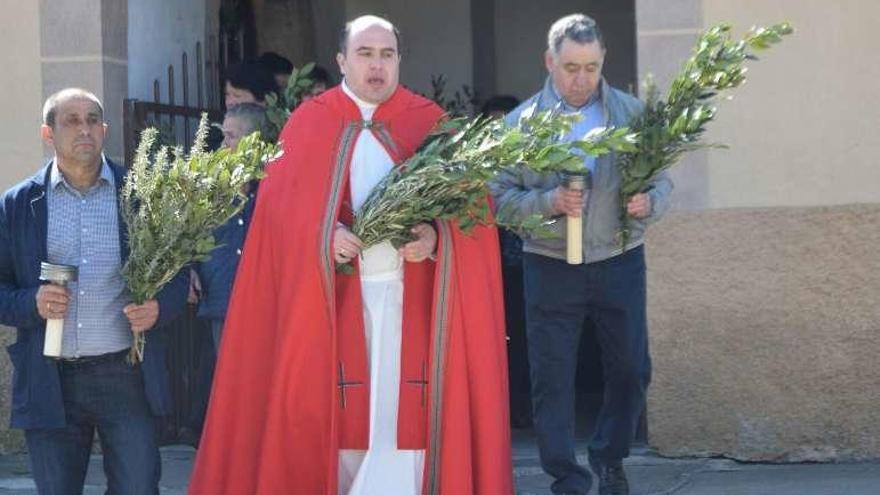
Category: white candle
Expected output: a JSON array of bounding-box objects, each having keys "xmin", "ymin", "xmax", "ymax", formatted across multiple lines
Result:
[
  {"xmin": 44, "ymin": 318, "xmax": 64, "ymax": 357},
  {"xmin": 39, "ymin": 262, "xmax": 78, "ymax": 358},
  {"xmin": 567, "ymin": 214, "xmax": 583, "ymax": 264},
  {"xmin": 564, "ymin": 174, "xmax": 587, "ymax": 265}
]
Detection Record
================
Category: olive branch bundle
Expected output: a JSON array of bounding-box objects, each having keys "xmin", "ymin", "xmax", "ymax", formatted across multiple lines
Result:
[
  {"xmin": 347, "ymin": 112, "xmax": 636, "ymax": 267},
  {"xmin": 618, "ymin": 22, "xmax": 793, "ymax": 247},
  {"xmin": 120, "ymin": 114, "xmax": 280, "ymax": 362}
]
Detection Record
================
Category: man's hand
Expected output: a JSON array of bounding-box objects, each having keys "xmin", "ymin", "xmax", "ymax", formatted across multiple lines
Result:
[
  {"xmin": 552, "ymin": 185, "xmax": 586, "ymax": 217},
  {"xmin": 124, "ymin": 300, "xmax": 159, "ymax": 333},
  {"xmin": 187, "ymin": 269, "xmax": 201, "ymax": 304},
  {"xmin": 626, "ymin": 193, "xmax": 652, "ymax": 219},
  {"xmin": 399, "ymin": 223, "xmax": 437, "ymax": 263},
  {"xmin": 334, "ymin": 225, "xmax": 364, "ymax": 264},
  {"xmin": 36, "ymin": 284, "xmax": 70, "ymax": 320}
]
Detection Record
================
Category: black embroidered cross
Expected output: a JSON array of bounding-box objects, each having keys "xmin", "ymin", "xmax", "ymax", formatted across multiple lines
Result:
[
  {"xmin": 405, "ymin": 362, "xmax": 430, "ymax": 407},
  {"xmin": 337, "ymin": 362, "xmax": 363, "ymax": 409}
]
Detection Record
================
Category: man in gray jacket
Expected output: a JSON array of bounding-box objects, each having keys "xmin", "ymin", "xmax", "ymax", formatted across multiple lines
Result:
[{"xmin": 490, "ymin": 14, "xmax": 672, "ymax": 495}]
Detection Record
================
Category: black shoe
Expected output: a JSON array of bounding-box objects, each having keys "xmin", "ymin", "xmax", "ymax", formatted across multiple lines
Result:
[{"xmin": 591, "ymin": 458, "xmax": 629, "ymax": 495}]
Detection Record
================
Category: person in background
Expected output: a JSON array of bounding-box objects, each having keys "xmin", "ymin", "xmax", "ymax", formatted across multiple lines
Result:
[
  {"xmin": 224, "ymin": 59, "xmax": 278, "ymax": 108},
  {"xmin": 303, "ymin": 65, "xmax": 334, "ymax": 101},
  {"xmin": 258, "ymin": 51, "xmax": 295, "ymax": 91},
  {"xmin": 483, "ymin": 95, "xmax": 520, "ymax": 119},
  {"xmin": 182, "ymin": 103, "xmax": 268, "ymax": 446},
  {"xmin": 191, "ymin": 103, "xmax": 267, "ymax": 347}
]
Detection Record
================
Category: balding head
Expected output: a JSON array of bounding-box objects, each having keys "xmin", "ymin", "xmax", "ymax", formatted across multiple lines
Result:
[
  {"xmin": 40, "ymin": 88, "xmax": 107, "ymax": 170},
  {"xmin": 336, "ymin": 15, "xmax": 401, "ymax": 104},
  {"xmin": 42, "ymin": 88, "xmax": 104, "ymax": 128},
  {"xmin": 338, "ymin": 15, "xmax": 400, "ymax": 55}
]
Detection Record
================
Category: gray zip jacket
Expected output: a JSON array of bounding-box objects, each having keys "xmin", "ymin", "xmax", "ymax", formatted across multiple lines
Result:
[{"xmin": 489, "ymin": 78, "xmax": 673, "ymax": 263}]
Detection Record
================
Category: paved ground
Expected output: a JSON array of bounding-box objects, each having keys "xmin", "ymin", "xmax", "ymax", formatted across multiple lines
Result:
[{"xmin": 1, "ymin": 431, "xmax": 878, "ymax": 494}]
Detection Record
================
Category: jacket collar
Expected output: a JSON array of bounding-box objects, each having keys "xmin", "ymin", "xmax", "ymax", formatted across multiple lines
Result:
[
  {"xmin": 28, "ymin": 157, "xmax": 124, "ymax": 194},
  {"xmin": 26, "ymin": 157, "xmax": 129, "ymax": 262}
]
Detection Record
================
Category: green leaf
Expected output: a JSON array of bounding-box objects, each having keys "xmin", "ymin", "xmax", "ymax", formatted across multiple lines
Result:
[
  {"xmin": 615, "ymin": 21, "xmax": 792, "ymax": 249},
  {"xmin": 121, "ymin": 117, "xmax": 281, "ymax": 358}
]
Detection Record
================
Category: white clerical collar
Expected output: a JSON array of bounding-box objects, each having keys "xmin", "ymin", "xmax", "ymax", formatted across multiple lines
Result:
[{"xmin": 342, "ymin": 80, "xmax": 379, "ymax": 116}]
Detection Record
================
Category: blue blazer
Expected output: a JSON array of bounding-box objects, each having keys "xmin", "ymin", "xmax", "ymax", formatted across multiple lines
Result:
[{"xmin": 0, "ymin": 160, "xmax": 188, "ymax": 429}]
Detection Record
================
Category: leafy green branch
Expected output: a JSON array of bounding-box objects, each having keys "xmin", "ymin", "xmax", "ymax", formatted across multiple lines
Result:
[
  {"xmin": 121, "ymin": 114, "xmax": 280, "ymax": 361},
  {"xmin": 618, "ymin": 22, "xmax": 793, "ymax": 247}
]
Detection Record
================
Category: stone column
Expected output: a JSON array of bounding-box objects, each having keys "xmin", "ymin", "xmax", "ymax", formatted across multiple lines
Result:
[
  {"xmin": 39, "ymin": 0, "xmax": 128, "ymax": 163},
  {"xmin": 0, "ymin": 0, "xmax": 44, "ymax": 188},
  {"xmin": 635, "ymin": 0, "xmax": 708, "ymax": 210}
]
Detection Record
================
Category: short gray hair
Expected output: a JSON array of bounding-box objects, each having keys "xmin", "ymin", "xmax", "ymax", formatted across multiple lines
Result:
[
  {"xmin": 224, "ymin": 102, "xmax": 268, "ymax": 135},
  {"xmin": 42, "ymin": 88, "xmax": 104, "ymax": 128},
  {"xmin": 548, "ymin": 14, "xmax": 605, "ymax": 56}
]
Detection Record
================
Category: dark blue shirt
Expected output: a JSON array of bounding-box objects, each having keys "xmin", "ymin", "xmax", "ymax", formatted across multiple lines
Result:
[{"xmin": 195, "ymin": 184, "xmax": 258, "ymax": 321}]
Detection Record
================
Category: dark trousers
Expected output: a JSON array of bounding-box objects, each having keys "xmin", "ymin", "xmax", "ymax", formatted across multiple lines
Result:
[
  {"xmin": 502, "ymin": 261, "xmax": 532, "ymax": 426},
  {"xmin": 24, "ymin": 351, "xmax": 160, "ymax": 495},
  {"xmin": 210, "ymin": 319, "xmax": 224, "ymax": 350},
  {"xmin": 524, "ymin": 247, "xmax": 651, "ymax": 494},
  {"xmin": 181, "ymin": 318, "xmax": 221, "ymax": 445}
]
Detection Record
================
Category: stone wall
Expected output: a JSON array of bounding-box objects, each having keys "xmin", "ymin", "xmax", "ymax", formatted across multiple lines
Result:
[
  {"xmin": 0, "ymin": 329, "xmax": 25, "ymax": 454},
  {"xmin": 646, "ymin": 205, "xmax": 880, "ymax": 461},
  {"xmin": 0, "ymin": 0, "xmax": 45, "ymax": 191},
  {"xmin": 39, "ymin": 0, "xmax": 129, "ymax": 163},
  {"xmin": 637, "ymin": 0, "xmax": 880, "ymax": 460},
  {"xmin": 128, "ymin": 0, "xmax": 207, "ymax": 107}
]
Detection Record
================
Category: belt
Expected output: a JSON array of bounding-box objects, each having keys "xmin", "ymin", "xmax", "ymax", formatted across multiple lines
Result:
[{"xmin": 55, "ymin": 348, "xmax": 130, "ymax": 367}]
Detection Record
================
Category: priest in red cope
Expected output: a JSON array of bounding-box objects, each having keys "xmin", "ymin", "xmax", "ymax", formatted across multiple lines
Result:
[{"xmin": 189, "ymin": 15, "xmax": 513, "ymax": 495}]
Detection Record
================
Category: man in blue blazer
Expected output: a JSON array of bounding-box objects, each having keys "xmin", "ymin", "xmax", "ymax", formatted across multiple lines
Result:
[{"xmin": 0, "ymin": 88, "xmax": 187, "ymax": 494}]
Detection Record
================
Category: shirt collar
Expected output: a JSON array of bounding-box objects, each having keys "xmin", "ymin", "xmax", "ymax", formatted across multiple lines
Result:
[
  {"xmin": 341, "ymin": 80, "xmax": 379, "ymax": 112},
  {"xmin": 50, "ymin": 155, "xmax": 113, "ymax": 193},
  {"xmin": 546, "ymin": 77, "xmax": 603, "ymax": 113}
]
